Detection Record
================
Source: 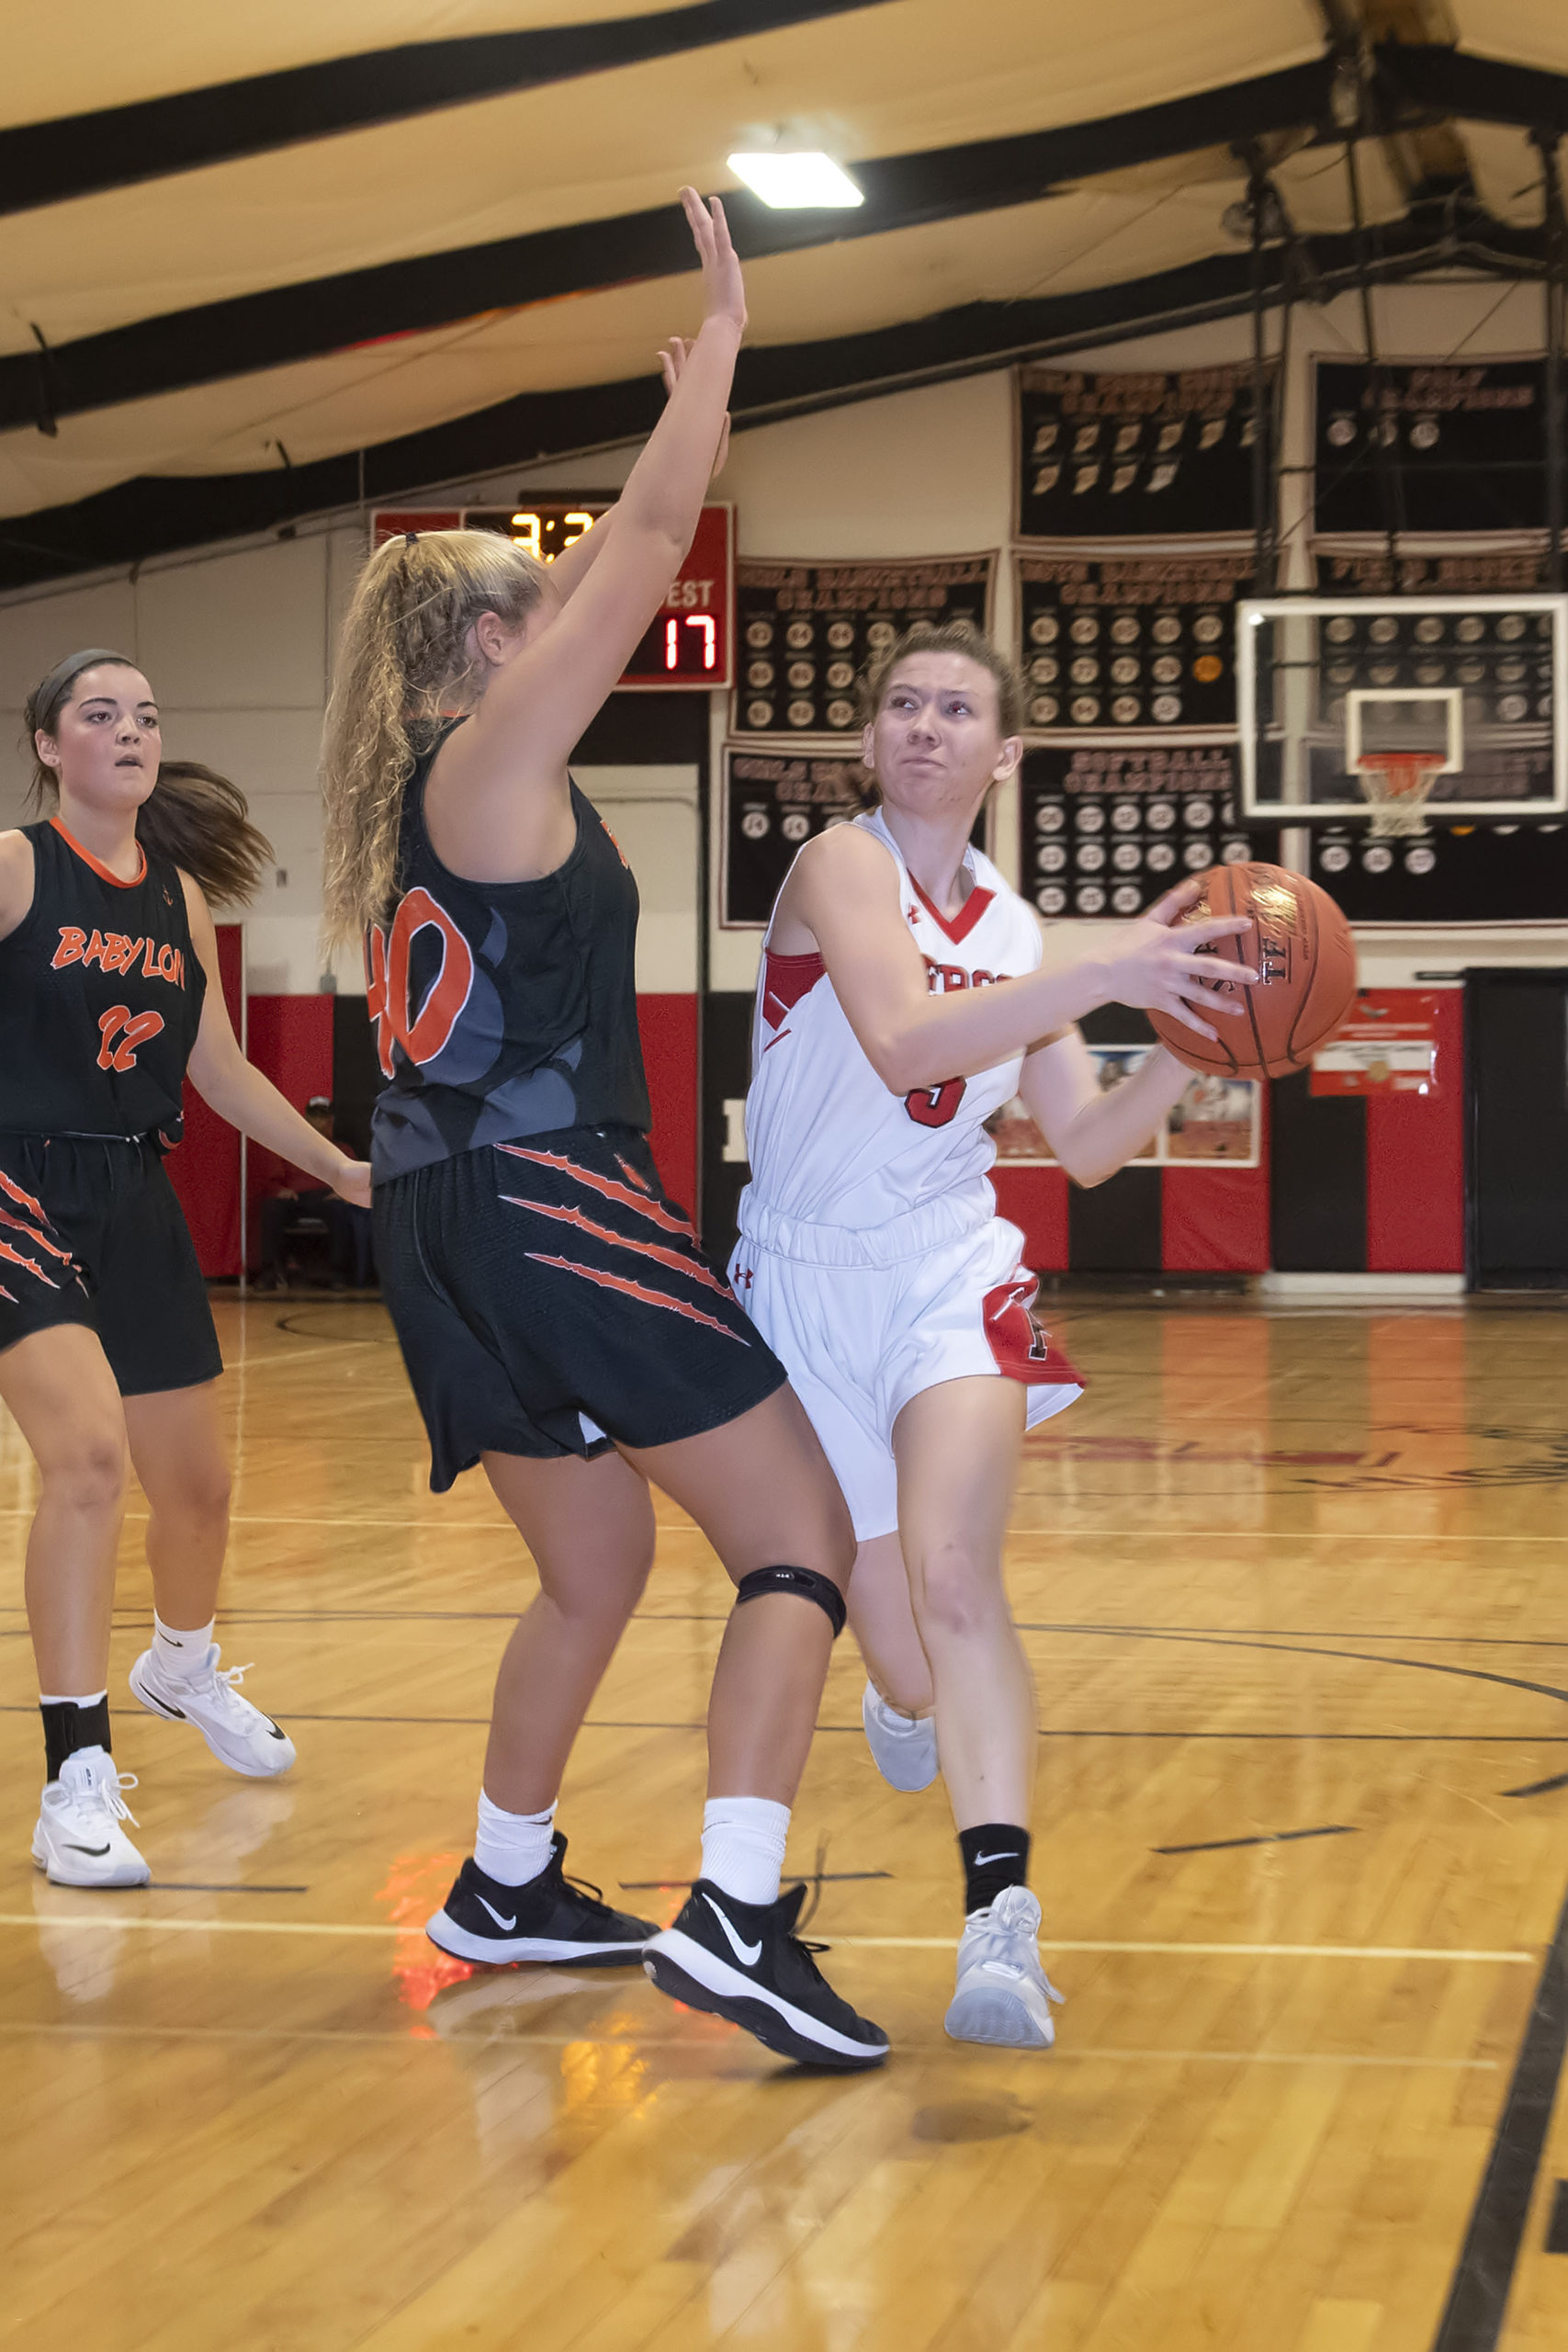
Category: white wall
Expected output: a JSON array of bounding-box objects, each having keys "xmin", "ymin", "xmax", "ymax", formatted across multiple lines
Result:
[{"xmin": 2, "ymin": 275, "xmax": 1562, "ymax": 996}]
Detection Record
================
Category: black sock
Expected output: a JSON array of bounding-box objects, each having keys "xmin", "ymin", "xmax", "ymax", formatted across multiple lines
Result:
[
  {"xmin": 40, "ymin": 1694, "xmax": 112, "ymax": 1783},
  {"xmin": 959, "ymin": 1824, "xmax": 1031, "ymax": 1916}
]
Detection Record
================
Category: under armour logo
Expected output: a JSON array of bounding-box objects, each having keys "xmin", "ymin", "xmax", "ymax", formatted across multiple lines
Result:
[
  {"xmin": 907, "ymin": 904, "xmax": 921, "ymax": 924},
  {"xmin": 735, "ymin": 1266, "xmax": 754, "ymax": 1291}
]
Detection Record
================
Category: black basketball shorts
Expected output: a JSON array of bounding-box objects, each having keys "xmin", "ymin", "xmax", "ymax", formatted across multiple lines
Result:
[
  {"xmin": 0, "ymin": 1134, "xmax": 222, "ymax": 1396},
  {"xmin": 374, "ymin": 1125, "xmax": 788, "ymax": 1492}
]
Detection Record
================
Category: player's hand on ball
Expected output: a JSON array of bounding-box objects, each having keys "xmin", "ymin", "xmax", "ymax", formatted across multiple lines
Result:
[{"xmin": 1105, "ymin": 878, "xmax": 1258, "ymax": 1042}]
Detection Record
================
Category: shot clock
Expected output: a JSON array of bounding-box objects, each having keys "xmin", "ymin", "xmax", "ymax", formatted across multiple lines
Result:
[{"xmin": 371, "ymin": 503, "xmax": 734, "ymax": 689}]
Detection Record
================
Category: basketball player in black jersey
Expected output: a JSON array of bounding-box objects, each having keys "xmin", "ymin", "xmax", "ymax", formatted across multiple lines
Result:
[
  {"xmin": 0, "ymin": 650, "xmax": 371, "ymax": 1887},
  {"xmin": 321, "ymin": 189, "xmax": 886, "ymax": 2069}
]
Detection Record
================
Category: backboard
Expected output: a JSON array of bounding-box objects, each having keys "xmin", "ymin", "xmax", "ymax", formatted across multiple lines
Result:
[{"xmin": 1237, "ymin": 594, "xmax": 1568, "ymax": 821}]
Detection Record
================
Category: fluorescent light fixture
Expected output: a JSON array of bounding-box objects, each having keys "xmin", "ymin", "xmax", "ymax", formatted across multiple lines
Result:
[{"xmin": 726, "ymin": 152, "xmax": 864, "ymax": 209}]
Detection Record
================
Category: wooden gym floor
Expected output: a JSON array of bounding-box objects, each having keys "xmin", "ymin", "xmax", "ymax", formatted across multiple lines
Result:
[{"xmin": 4, "ymin": 1291, "xmax": 1568, "ymax": 2351}]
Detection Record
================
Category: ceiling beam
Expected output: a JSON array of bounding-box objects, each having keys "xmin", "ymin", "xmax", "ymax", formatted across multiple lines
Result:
[
  {"xmin": 0, "ymin": 0, "xmax": 897, "ymax": 219},
  {"xmin": 0, "ymin": 208, "xmax": 1538, "ymax": 594},
  {"xmin": 0, "ymin": 61, "xmax": 1336, "ymax": 436}
]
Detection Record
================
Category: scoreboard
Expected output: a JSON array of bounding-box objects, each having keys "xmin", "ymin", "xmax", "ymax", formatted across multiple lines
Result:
[{"xmin": 370, "ymin": 503, "xmax": 734, "ymax": 690}]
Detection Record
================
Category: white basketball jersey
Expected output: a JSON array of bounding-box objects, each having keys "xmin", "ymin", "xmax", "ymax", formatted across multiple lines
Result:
[{"xmin": 739, "ymin": 810, "xmax": 1043, "ymax": 1236}]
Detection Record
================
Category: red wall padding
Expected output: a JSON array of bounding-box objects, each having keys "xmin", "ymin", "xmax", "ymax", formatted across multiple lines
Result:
[
  {"xmin": 165, "ymin": 922, "xmax": 243, "ymax": 1280},
  {"xmin": 1364, "ymin": 988, "xmax": 1465, "ymax": 1272},
  {"xmin": 992, "ymin": 1166, "xmax": 1070, "ymax": 1271},
  {"xmin": 637, "ymin": 992, "xmax": 699, "ymax": 1218},
  {"xmin": 1162, "ymin": 1080, "xmax": 1271, "ymax": 1271},
  {"xmin": 244, "ymin": 995, "xmax": 335, "ymax": 1270}
]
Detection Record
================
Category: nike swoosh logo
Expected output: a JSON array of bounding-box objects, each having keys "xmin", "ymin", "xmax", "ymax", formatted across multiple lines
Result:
[
  {"xmin": 63, "ymin": 1842, "xmax": 111, "ymax": 1857},
  {"xmin": 702, "ymin": 1892, "xmax": 762, "ymax": 1966},
  {"xmin": 476, "ymin": 1894, "xmax": 517, "ymax": 1932},
  {"xmin": 143, "ymin": 1691, "xmax": 186, "ymax": 1719},
  {"xmin": 973, "ymin": 1850, "xmax": 1021, "ymax": 1868}
]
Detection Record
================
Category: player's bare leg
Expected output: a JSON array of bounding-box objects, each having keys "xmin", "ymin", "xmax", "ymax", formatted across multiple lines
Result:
[
  {"xmin": 1, "ymin": 1325, "xmax": 147, "ymax": 1885},
  {"xmin": 892, "ymin": 1375, "xmax": 1062, "ymax": 2049},
  {"xmin": 892, "ymin": 1376, "xmax": 1032, "ymax": 1826},
  {"xmin": 125, "ymin": 1381, "xmax": 293, "ymax": 1777},
  {"xmin": 426, "ymin": 1446, "xmax": 661, "ymax": 1969},
  {"xmin": 479, "ymin": 1447, "xmax": 656, "ymax": 1811},
  {"xmin": 629, "ymin": 1386, "xmax": 888, "ymax": 2066},
  {"xmin": 847, "ymin": 1532, "xmax": 940, "ymax": 1792}
]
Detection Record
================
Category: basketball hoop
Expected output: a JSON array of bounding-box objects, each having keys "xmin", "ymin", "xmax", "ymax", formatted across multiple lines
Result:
[{"xmin": 1355, "ymin": 752, "xmax": 1443, "ymax": 838}]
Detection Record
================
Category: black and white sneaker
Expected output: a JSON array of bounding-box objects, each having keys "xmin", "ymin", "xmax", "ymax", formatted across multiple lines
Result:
[
  {"xmin": 644, "ymin": 1880, "xmax": 889, "ymax": 2070},
  {"xmin": 425, "ymin": 1837, "xmax": 655, "ymax": 1967}
]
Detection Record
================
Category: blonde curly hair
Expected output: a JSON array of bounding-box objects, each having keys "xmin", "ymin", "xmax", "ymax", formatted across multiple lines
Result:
[{"xmin": 321, "ymin": 529, "xmax": 549, "ymax": 944}]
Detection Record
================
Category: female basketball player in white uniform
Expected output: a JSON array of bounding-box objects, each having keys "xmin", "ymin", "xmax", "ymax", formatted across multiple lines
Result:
[{"xmin": 734, "ymin": 621, "xmax": 1257, "ymax": 2048}]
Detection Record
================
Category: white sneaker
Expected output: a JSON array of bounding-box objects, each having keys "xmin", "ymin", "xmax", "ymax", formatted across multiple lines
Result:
[
  {"xmin": 943, "ymin": 1884, "xmax": 1064, "ymax": 2049},
  {"xmin": 130, "ymin": 1645, "xmax": 296, "ymax": 1779},
  {"xmin": 861, "ymin": 1680, "xmax": 939, "ymax": 1792},
  {"xmin": 32, "ymin": 1751, "xmax": 152, "ymax": 1888}
]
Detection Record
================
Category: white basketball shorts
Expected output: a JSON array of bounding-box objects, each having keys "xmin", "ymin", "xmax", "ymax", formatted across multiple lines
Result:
[{"xmin": 728, "ymin": 1203, "xmax": 1083, "ymax": 1543}]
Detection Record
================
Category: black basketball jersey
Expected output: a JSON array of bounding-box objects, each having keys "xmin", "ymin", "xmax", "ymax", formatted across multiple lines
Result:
[
  {"xmin": 0, "ymin": 817, "xmax": 206, "ymax": 1140},
  {"xmin": 367, "ymin": 720, "xmax": 651, "ymax": 1179}
]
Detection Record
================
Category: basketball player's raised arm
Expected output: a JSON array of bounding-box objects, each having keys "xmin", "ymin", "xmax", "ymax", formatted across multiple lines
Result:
[
  {"xmin": 449, "ymin": 190, "xmax": 742, "ymax": 800},
  {"xmin": 785, "ymin": 837, "xmax": 1258, "ymax": 1093},
  {"xmin": 542, "ymin": 343, "xmax": 728, "ymax": 611},
  {"xmin": 1014, "ymin": 1027, "xmax": 1191, "ymax": 1187}
]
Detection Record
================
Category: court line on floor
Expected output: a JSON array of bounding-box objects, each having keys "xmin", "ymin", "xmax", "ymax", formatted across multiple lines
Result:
[
  {"xmin": 5, "ymin": 1513, "xmax": 1564, "ymax": 1540},
  {"xmin": 1430, "ymin": 1872, "xmax": 1568, "ymax": 2350},
  {"xmin": 0, "ymin": 1915, "xmax": 1536, "ymax": 1962},
  {"xmin": 7, "ymin": 1705, "xmax": 1567, "ymax": 1743},
  {"xmin": 0, "ymin": 2020, "xmax": 1499, "ymax": 2067},
  {"xmin": 6, "ymin": 1705, "xmax": 1564, "ymax": 1743}
]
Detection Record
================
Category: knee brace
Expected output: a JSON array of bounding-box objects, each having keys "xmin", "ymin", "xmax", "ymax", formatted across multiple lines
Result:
[{"xmin": 734, "ymin": 1565, "xmax": 847, "ymax": 1639}]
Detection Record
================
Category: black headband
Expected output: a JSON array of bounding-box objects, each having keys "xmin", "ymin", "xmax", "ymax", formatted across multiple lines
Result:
[{"xmin": 29, "ymin": 647, "xmax": 139, "ymax": 729}]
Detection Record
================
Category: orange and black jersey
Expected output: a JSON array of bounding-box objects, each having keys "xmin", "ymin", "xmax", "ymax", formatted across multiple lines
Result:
[
  {"xmin": 367, "ymin": 718, "xmax": 650, "ymax": 1181},
  {"xmin": 0, "ymin": 817, "xmax": 205, "ymax": 1142}
]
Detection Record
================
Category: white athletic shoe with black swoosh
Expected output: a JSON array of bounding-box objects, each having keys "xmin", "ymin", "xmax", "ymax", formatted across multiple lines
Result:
[
  {"xmin": 32, "ymin": 1750, "xmax": 151, "ymax": 1888},
  {"xmin": 129, "ymin": 1644, "xmax": 295, "ymax": 1779},
  {"xmin": 944, "ymin": 1884, "xmax": 1064, "ymax": 2049},
  {"xmin": 425, "ymin": 1839, "xmax": 655, "ymax": 1966},
  {"xmin": 644, "ymin": 1880, "xmax": 889, "ymax": 2069}
]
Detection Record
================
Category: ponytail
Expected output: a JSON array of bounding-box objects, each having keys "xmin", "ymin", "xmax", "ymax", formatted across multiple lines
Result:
[
  {"xmin": 321, "ymin": 528, "xmax": 548, "ymax": 945},
  {"xmin": 24, "ymin": 650, "xmax": 272, "ymax": 907}
]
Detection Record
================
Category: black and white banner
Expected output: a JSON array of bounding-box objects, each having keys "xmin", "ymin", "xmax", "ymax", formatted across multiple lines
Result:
[
  {"xmin": 720, "ymin": 750, "xmax": 872, "ymax": 926},
  {"xmin": 1018, "ymin": 548, "xmax": 1258, "ymax": 732},
  {"xmin": 1313, "ymin": 359, "xmax": 1548, "ymax": 534},
  {"xmin": 1017, "ymin": 363, "xmax": 1270, "ymax": 540},
  {"xmin": 730, "ymin": 554, "xmax": 995, "ymax": 741}
]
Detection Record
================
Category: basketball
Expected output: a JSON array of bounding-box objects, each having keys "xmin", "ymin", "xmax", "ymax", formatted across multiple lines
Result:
[{"xmin": 1147, "ymin": 861, "xmax": 1358, "ymax": 1080}]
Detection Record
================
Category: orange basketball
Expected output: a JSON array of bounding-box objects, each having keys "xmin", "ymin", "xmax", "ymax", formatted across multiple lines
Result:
[{"xmin": 1146, "ymin": 862, "xmax": 1358, "ymax": 1080}]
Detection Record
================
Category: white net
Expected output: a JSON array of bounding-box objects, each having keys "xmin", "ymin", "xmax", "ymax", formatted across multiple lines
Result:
[{"xmin": 1356, "ymin": 754, "xmax": 1442, "ymax": 839}]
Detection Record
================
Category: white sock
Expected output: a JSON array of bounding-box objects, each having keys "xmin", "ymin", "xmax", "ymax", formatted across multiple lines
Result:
[
  {"xmin": 701, "ymin": 1796, "xmax": 790, "ymax": 1907},
  {"xmin": 475, "ymin": 1792, "xmax": 557, "ymax": 1888},
  {"xmin": 153, "ymin": 1613, "xmax": 214, "ymax": 1679}
]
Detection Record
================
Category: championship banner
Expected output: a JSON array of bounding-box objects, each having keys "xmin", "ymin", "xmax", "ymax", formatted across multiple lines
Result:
[
  {"xmin": 1016, "ymin": 363, "xmax": 1270, "ymax": 540},
  {"xmin": 731, "ymin": 554, "xmax": 995, "ymax": 740},
  {"xmin": 1018, "ymin": 548, "xmax": 1258, "ymax": 731},
  {"xmin": 1020, "ymin": 741, "xmax": 1258, "ymax": 922},
  {"xmin": 1313, "ymin": 360, "xmax": 1547, "ymax": 534},
  {"xmin": 721, "ymin": 750, "xmax": 871, "ymax": 927}
]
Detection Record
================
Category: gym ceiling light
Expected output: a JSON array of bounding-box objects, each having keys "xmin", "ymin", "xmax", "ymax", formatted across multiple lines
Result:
[{"xmin": 725, "ymin": 153, "xmax": 864, "ymax": 208}]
